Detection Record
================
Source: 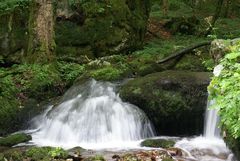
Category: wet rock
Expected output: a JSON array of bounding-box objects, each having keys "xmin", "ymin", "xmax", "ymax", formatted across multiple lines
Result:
[
  {"xmin": 120, "ymin": 150, "xmax": 173, "ymax": 161},
  {"xmin": 68, "ymin": 146, "xmax": 86, "ymax": 160},
  {"xmin": 141, "ymin": 139, "xmax": 175, "ymax": 148},
  {"xmin": 120, "ymin": 70, "xmax": 211, "ymax": 136},
  {"xmin": 167, "ymin": 147, "xmax": 190, "ymax": 158},
  {"xmin": 112, "ymin": 154, "xmax": 120, "ymax": 160},
  {"xmin": 0, "ymin": 133, "xmax": 31, "ymax": 147}
]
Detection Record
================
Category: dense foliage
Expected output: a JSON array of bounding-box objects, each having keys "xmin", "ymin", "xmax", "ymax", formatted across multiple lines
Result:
[
  {"xmin": 0, "ymin": 0, "xmax": 28, "ymax": 14},
  {"xmin": 208, "ymin": 42, "xmax": 240, "ymax": 139}
]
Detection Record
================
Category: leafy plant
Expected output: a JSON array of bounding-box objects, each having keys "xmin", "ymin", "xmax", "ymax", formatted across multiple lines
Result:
[
  {"xmin": 208, "ymin": 41, "xmax": 240, "ymax": 138},
  {"xmin": 48, "ymin": 147, "xmax": 68, "ymax": 159},
  {"xmin": 57, "ymin": 61, "xmax": 85, "ymax": 83}
]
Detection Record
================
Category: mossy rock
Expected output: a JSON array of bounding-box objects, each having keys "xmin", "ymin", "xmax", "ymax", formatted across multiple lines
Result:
[
  {"xmin": 120, "ymin": 70, "xmax": 211, "ymax": 136},
  {"xmin": 0, "ymin": 133, "xmax": 31, "ymax": 147},
  {"xmin": 141, "ymin": 139, "xmax": 175, "ymax": 148}
]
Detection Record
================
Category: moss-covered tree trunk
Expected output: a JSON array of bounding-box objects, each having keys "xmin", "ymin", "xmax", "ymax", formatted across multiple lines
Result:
[{"xmin": 27, "ymin": 0, "xmax": 55, "ymax": 63}]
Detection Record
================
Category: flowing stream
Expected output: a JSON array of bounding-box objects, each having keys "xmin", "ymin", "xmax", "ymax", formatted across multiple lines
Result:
[
  {"xmin": 26, "ymin": 65, "xmax": 236, "ymax": 160},
  {"xmin": 29, "ymin": 80, "xmax": 155, "ymax": 149}
]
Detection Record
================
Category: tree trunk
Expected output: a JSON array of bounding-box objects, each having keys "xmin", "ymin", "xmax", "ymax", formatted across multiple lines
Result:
[
  {"xmin": 162, "ymin": 0, "xmax": 169, "ymax": 17},
  {"xmin": 27, "ymin": 0, "xmax": 55, "ymax": 63},
  {"xmin": 223, "ymin": 0, "xmax": 231, "ymax": 17}
]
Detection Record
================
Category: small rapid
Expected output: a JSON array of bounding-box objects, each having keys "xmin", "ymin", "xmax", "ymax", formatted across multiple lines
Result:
[{"xmin": 29, "ymin": 80, "xmax": 155, "ymax": 149}]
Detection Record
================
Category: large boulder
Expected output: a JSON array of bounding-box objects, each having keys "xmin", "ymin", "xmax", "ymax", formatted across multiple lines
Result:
[
  {"xmin": 120, "ymin": 70, "xmax": 211, "ymax": 136},
  {"xmin": 0, "ymin": 0, "xmax": 151, "ymax": 64}
]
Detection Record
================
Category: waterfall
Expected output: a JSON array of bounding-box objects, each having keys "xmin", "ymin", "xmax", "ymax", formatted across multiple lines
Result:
[
  {"xmin": 204, "ymin": 64, "xmax": 224, "ymax": 138},
  {"xmin": 174, "ymin": 64, "xmax": 234, "ymax": 161},
  {"xmin": 204, "ymin": 100, "xmax": 220, "ymax": 138},
  {"xmin": 29, "ymin": 80, "xmax": 155, "ymax": 149}
]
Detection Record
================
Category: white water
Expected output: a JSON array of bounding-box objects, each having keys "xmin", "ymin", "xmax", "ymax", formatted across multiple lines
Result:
[
  {"xmin": 29, "ymin": 80, "xmax": 155, "ymax": 149},
  {"xmin": 175, "ymin": 65, "xmax": 236, "ymax": 161},
  {"xmin": 204, "ymin": 100, "xmax": 220, "ymax": 138}
]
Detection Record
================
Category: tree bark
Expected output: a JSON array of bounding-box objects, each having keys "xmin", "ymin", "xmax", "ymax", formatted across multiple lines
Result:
[
  {"xmin": 156, "ymin": 41, "xmax": 211, "ymax": 64},
  {"xmin": 27, "ymin": 0, "xmax": 55, "ymax": 63}
]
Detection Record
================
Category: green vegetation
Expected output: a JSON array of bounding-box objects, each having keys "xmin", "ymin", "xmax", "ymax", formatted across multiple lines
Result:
[
  {"xmin": 0, "ymin": 0, "xmax": 28, "ymax": 15},
  {"xmin": 0, "ymin": 133, "xmax": 31, "ymax": 147},
  {"xmin": 208, "ymin": 42, "xmax": 240, "ymax": 139},
  {"xmin": 0, "ymin": 0, "xmax": 240, "ymax": 159},
  {"xmin": 0, "ymin": 148, "xmax": 23, "ymax": 161},
  {"xmin": 26, "ymin": 147, "xmax": 68, "ymax": 160},
  {"xmin": 141, "ymin": 139, "xmax": 175, "ymax": 148}
]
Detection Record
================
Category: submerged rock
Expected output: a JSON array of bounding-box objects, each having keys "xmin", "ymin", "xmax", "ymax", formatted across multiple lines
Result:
[
  {"xmin": 141, "ymin": 139, "xmax": 175, "ymax": 148},
  {"xmin": 120, "ymin": 70, "xmax": 211, "ymax": 136},
  {"xmin": 0, "ymin": 133, "xmax": 31, "ymax": 147},
  {"xmin": 83, "ymin": 155, "xmax": 106, "ymax": 161}
]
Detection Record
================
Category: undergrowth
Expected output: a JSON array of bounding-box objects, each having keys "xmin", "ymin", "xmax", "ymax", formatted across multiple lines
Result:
[{"xmin": 208, "ymin": 42, "xmax": 240, "ymax": 139}]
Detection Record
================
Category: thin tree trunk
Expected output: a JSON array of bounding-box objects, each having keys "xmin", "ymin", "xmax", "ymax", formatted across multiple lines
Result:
[
  {"xmin": 223, "ymin": 0, "xmax": 231, "ymax": 17},
  {"xmin": 27, "ymin": 0, "xmax": 55, "ymax": 63},
  {"xmin": 204, "ymin": 0, "xmax": 224, "ymax": 36},
  {"xmin": 162, "ymin": 0, "xmax": 169, "ymax": 17}
]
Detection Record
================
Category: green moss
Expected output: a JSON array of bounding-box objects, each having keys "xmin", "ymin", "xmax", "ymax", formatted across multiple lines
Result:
[
  {"xmin": 120, "ymin": 71, "xmax": 210, "ymax": 135},
  {"xmin": 90, "ymin": 66, "xmax": 124, "ymax": 81},
  {"xmin": 0, "ymin": 62, "xmax": 87, "ymax": 135},
  {"xmin": 141, "ymin": 139, "xmax": 175, "ymax": 148},
  {"xmin": 0, "ymin": 133, "xmax": 31, "ymax": 147},
  {"xmin": 25, "ymin": 147, "xmax": 51, "ymax": 160},
  {"xmin": 174, "ymin": 54, "xmax": 209, "ymax": 71},
  {"xmin": 0, "ymin": 97, "xmax": 20, "ymax": 135}
]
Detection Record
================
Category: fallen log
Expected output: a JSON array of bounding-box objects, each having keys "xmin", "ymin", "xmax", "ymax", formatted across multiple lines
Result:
[{"xmin": 156, "ymin": 41, "xmax": 212, "ymax": 64}]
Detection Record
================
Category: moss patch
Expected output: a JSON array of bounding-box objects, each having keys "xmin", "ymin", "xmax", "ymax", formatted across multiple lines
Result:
[
  {"xmin": 141, "ymin": 139, "xmax": 175, "ymax": 148},
  {"xmin": 0, "ymin": 133, "xmax": 31, "ymax": 147}
]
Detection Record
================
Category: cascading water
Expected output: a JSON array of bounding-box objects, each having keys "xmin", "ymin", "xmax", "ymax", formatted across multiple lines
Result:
[
  {"xmin": 29, "ymin": 80, "xmax": 155, "ymax": 149},
  {"xmin": 204, "ymin": 100, "xmax": 220, "ymax": 138},
  {"xmin": 175, "ymin": 65, "xmax": 235, "ymax": 161}
]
